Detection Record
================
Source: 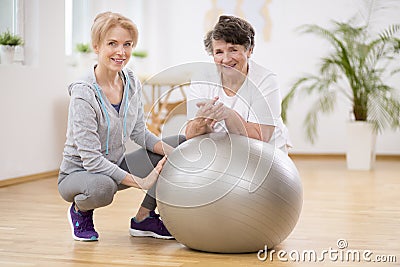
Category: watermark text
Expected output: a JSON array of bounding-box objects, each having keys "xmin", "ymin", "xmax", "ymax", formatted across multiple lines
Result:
[{"xmin": 257, "ymin": 239, "xmax": 397, "ymax": 263}]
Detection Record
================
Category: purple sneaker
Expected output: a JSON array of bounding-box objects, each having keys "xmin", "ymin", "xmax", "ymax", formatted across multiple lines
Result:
[
  {"xmin": 129, "ymin": 211, "xmax": 174, "ymax": 239},
  {"xmin": 67, "ymin": 203, "xmax": 99, "ymax": 241}
]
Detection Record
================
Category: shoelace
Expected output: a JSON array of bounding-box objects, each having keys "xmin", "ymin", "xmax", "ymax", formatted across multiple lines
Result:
[
  {"xmin": 146, "ymin": 212, "xmax": 170, "ymax": 234},
  {"xmin": 76, "ymin": 211, "xmax": 95, "ymax": 233},
  {"xmin": 151, "ymin": 213, "xmax": 160, "ymax": 219},
  {"xmin": 153, "ymin": 215, "xmax": 169, "ymax": 232}
]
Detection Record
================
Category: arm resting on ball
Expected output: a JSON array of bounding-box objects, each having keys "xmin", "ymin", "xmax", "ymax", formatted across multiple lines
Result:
[
  {"xmin": 153, "ymin": 140, "xmax": 175, "ymax": 156},
  {"xmin": 224, "ymin": 109, "xmax": 275, "ymax": 143}
]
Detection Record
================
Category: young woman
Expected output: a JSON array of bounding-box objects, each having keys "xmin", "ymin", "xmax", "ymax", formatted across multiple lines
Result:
[{"xmin": 58, "ymin": 12, "xmax": 182, "ymax": 241}]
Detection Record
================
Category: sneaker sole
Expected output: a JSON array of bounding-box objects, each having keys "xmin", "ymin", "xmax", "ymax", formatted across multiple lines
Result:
[
  {"xmin": 67, "ymin": 205, "xmax": 98, "ymax": 242},
  {"xmin": 129, "ymin": 228, "xmax": 174, "ymax": 240}
]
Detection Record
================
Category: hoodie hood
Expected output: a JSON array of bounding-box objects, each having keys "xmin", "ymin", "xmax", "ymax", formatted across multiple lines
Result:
[{"xmin": 68, "ymin": 65, "xmax": 100, "ymax": 96}]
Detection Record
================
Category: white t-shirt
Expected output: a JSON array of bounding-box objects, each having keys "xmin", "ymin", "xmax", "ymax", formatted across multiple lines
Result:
[{"xmin": 187, "ymin": 60, "xmax": 291, "ymax": 150}]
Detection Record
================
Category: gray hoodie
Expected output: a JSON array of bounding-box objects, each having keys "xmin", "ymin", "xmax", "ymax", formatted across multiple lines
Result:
[{"xmin": 59, "ymin": 66, "xmax": 160, "ymax": 185}]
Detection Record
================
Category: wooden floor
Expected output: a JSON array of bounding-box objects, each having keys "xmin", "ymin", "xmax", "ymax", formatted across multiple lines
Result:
[{"xmin": 0, "ymin": 157, "xmax": 399, "ymax": 266}]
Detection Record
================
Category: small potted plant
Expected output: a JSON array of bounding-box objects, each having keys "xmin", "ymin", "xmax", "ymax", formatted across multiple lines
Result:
[
  {"xmin": 75, "ymin": 42, "xmax": 93, "ymax": 68},
  {"xmin": 0, "ymin": 29, "xmax": 23, "ymax": 65},
  {"xmin": 130, "ymin": 50, "xmax": 149, "ymax": 74},
  {"xmin": 132, "ymin": 50, "xmax": 148, "ymax": 58},
  {"xmin": 75, "ymin": 42, "xmax": 92, "ymax": 54}
]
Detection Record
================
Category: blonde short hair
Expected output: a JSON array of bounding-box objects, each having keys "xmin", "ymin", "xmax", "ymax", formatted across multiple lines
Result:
[{"xmin": 91, "ymin": 12, "xmax": 138, "ymax": 48}]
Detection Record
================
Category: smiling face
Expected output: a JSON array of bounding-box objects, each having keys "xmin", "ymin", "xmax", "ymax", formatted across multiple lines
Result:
[
  {"xmin": 93, "ymin": 26, "xmax": 134, "ymax": 73},
  {"xmin": 212, "ymin": 39, "xmax": 251, "ymax": 77}
]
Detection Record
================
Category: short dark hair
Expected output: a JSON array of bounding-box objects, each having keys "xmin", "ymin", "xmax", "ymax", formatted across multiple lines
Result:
[{"xmin": 204, "ymin": 15, "xmax": 255, "ymax": 55}]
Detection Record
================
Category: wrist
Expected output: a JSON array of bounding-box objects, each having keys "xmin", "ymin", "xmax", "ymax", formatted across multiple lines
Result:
[{"xmin": 130, "ymin": 174, "xmax": 142, "ymax": 188}]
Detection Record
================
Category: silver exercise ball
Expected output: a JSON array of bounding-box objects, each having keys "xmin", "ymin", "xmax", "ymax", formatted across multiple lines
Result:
[{"xmin": 156, "ymin": 133, "xmax": 303, "ymax": 253}]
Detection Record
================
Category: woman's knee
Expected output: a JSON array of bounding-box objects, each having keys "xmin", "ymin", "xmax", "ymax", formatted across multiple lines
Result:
[
  {"xmin": 86, "ymin": 177, "xmax": 118, "ymax": 207},
  {"xmin": 58, "ymin": 172, "xmax": 118, "ymax": 209}
]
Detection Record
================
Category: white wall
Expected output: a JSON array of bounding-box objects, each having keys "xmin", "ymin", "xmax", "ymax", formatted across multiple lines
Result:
[
  {"xmin": 139, "ymin": 0, "xmax": 400, "ymax": 154},
  {"xmin": 0, "ymin": 0, "xmax": 399, "ymax": 181},
  {"xmin": 0, "ymin": 0, "xmax": 68, "ymax": 180}
]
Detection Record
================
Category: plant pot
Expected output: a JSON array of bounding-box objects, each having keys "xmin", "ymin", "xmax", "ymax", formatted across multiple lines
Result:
[
  {"xmin": 77, "ymin": 52, "xmax": 94, "ymax": 70},
  {"xmin": 0, "ymin": 45, "xmax": 16, "ymax": 64},
  {"xmin": 346, "ymin": 121, "xmax": 377, "ymax": 170}
]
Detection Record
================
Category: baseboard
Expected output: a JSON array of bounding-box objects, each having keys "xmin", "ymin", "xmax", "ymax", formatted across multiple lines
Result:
[
  {"xmin": 0, "ymin": 170, "xmax": 59, "ymax": 188},
  {"xmin": 289, "ymin": 153, "xmax": 344, "ymax": 160},
  {"xmin": 289, "ymin": 153, "xmax": 400, "ymax": 160},
  {"xmin": 1, "ymin": 154, "xmax": 399, "ymax": 188}
]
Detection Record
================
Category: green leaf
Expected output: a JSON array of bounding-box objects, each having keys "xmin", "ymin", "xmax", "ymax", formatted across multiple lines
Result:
[
  {"xmin": 282, "ymin": 0, "xmax": 400, "ymax": 143},
  {"xmin": 132, "ymin": 50, "xmax": 148, "ymax": 58},
  {"xmin": 0, "ymin": 29, "xmax": 23, "ymax": 46},
  {"xmin": 75, "ymin": 43, "xmax": 92, "ymax": 53}
]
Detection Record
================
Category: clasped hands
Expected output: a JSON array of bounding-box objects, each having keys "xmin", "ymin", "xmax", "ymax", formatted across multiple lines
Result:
[{"xmin": 195, "ymin": 96, "xmax": 229, "ymax": 129}]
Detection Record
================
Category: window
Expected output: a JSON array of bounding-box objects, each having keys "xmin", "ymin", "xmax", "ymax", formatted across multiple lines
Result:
[
  {"xmin": 0, "ymin": 0, "xmax": 24, "ymax": 64},
  {"xmin": 0, "ymin": 0, "xmax": 15, "ymax": 33},
  {"xmin": 0, "ymin": 0, "xmax": 24, "ymax": 37},
  {"xmin": 65, "ymin": 0, "xmax": 144, "ymax": 56}
]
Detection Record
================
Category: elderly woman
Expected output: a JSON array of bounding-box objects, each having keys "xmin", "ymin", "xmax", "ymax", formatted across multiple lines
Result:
[
  {"xmin": 186, "ymin": 15, "xmax": 291, "ymax": 153},
  {"xmin": 58, "ymin": 12, "xmax": 182, "ymax": 242}
]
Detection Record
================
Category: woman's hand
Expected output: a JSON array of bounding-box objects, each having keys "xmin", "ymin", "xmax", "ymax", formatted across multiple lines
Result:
[
  {"xmin": 141, "ymin": 156, "xmax": 167, "ymax": 190},
  {"xmin": 195, "ymin": 96, "xmax": 229, "ymax": 129},
  {"xmin": 185, "ymin": 96, "xmax": 230, "ymax": 139},
  {"xmin": 121, "ymin": 156, "xmax": 168, "ymax": 190}
]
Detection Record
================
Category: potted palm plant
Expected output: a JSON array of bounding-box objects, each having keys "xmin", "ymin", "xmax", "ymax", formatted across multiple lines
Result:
[
  {"xmin": 282, "ymin": 4, "xmax": 400, "ymax": 170},
  {"xmin": 0, "ymin": 29, "xmax": 23, "ymax": 65}
]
